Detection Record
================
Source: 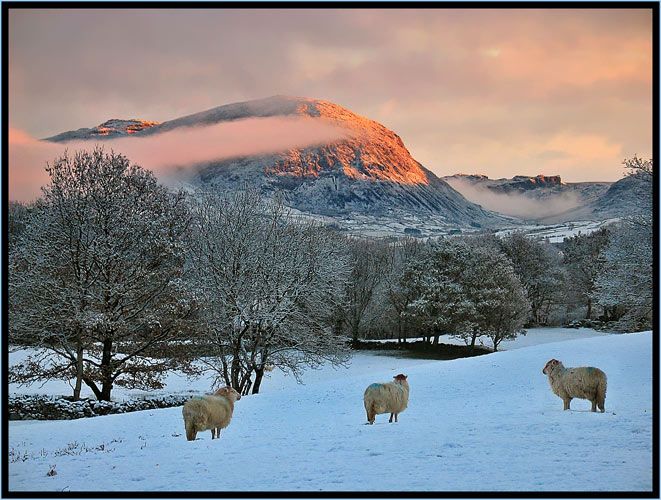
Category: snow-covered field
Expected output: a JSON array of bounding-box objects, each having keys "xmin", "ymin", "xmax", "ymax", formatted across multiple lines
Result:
[
  {"xmin": 495, "ymin": 218, "xmax": 618, "ymax": 243},
  {"xmin": 8, "ymin": 329, "xmax": 653, "ymax": 492}
]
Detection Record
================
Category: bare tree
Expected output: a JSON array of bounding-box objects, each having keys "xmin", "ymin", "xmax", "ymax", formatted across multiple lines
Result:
[
  {"xmin": 8, "ymin": 201, "xmax": 32, "ymax": 248},
  {"xmin": 383, "ymin": 238, "xmax": 426, "ymax": 343},
  {"xmin": 9, "ymin": 148, "xmax": 196, "ymax": 401},
  {"xmin": 562, "ymin": 228, "xmax": 610, "ymax": 320},
  {"xmin": 341, "ymin": 238, "xmax": 389, "ymax": 342},
  {"xmin": 188, "ymin": 189, "xmax": 351, "ymax": 395}
]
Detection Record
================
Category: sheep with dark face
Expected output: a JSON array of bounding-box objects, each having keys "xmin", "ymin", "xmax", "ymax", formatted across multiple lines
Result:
[
  {"xmin": 363, "ymin": 374, "xmax": 409, "ymax": 424},
  {"xmin": 182, "ymin": 386, "xmax": 241, "ymax": 441},
  {"xmin": 542, "ymin": 359, "xmax": 607, "ymax": 412}
]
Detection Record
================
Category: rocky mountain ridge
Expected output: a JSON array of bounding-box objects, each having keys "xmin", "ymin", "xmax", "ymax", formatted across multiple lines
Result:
[{"xmin": 46, "ymin": 119, "xmax": 159, "ymax": 141}]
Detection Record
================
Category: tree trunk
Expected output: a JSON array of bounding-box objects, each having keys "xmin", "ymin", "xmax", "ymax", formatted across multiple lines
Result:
[
  {"xmin": 469, "ymin": 332, "xmax": 477, "ymax": 353},
  {"xmin": 351, "ymin": 322, "xmax": 360, "ymax": 342},
  {"xmin": 100, "ymin": 382, "xmax": 113, "ymax": 401},
  {"xmin": 586, "ymin": 298, "xmax": 592, "ymax": 320},
  {"xmin": 230, "ymin": 356, "xmax": 241, "ymax": 391},
  {"xmin": 252, "ymin": 368, "xmax": 265, "ymax": 394},
  {"xmin": 73, "ymin": 335, "xmax": 84, "ymax": 401},
  {"xmin": 98, "ymin": 337, "xmax": 114, "ymax": 401},
  {"xmin": 221, "ymin": 358, "xmax": 231, "ymax": 388},
  {"xmin": 433, "ymin": 335, "xmax": 439, "ymax": 345},
  {"xmin": 83, "ymin": 376, "xmax": 102, "ymax": 400}
]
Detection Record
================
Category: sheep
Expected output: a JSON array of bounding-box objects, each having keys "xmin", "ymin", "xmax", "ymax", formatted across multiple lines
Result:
[
  {"xmin": 542, "ymin": 358, "xmax": 607, "ymax": 413},
  {"xmin": 182, "ymin": 386, "xmax": 241, "ymax": 441},
  {"xmin": 363, "ymin": 373, "xmax": 409, "ymax": 424}
]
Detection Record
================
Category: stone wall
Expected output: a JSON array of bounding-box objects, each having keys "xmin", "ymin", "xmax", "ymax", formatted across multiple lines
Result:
[{"xmin": 8, "ymin": 394, "xmax": 191, "ymax": 421}]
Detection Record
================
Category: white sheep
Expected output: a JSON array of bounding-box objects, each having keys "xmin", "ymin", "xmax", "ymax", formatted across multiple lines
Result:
[
  {"xmin": 363, "ymin": 373, "xmax": 409, "ymax": 424},
  {"xmin": 182, "ymin": 386, "xmax": 241, "ymax": 441},
  {"xmin": 542, "ymin": 358, "xmax": 607, "ymax": 412}
]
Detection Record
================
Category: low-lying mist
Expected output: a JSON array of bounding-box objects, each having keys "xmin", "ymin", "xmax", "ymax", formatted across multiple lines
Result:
[
  {"xmin": 445, "ymin": 177, "xmax": 583, "ymax": 220},
  {"xmin": 9, "ymin": 117, "xmax": 350, "ymax": 202}
]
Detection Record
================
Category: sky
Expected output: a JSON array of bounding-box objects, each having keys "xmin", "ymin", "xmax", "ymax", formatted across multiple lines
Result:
[{"xmin": 8, "ymin": 8, "xmax": 653, "ymax": 190}]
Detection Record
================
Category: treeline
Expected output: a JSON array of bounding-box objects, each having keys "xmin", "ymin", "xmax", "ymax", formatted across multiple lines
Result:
[{"xmin": 8, "ymin": 149, "xmax": 654, "ymax": 402}]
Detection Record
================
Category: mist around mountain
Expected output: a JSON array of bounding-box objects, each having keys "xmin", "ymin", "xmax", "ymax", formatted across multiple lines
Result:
[
  {"xmin": 539, "ymin": 172, "xmax": 653, "ymax": 223},
  {"xmin": 46, "ymin": 96, "xmax": 509, "ymax": 230},
  {"xmin": 443, "ymin": 174, "xmax": 616, "ymax": 222},
  {"xmin": 44, "ymin": 96, "xmax": 647, "ymax": 233}
]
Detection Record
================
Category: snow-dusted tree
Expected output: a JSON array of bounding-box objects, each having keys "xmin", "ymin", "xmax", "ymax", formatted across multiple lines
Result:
[
  {"xmin": 383, "ymin": 238, "xmax": 427, "ymax": 343},
  {"xmin": 341, "ymin": 238, "xmax": 390, "ymax": 342},
  {"xmin": 8, "ymin": 201, "xmax": 32, "ymax": 248},
  {"xmin": 478, "ymin": 259, "xmax": 530, "ymax": 351},
  {"xmin": 403, "ymin": 238, "xmax": 529, "ymax": 350},
  {"xmin": 499, "ymin": 232, "xmax": 564, "ymax": 326},
  {"xmin": 562, "ymin": 228, "xmax": 610, "ymax": 319},
  {"xmin": 9, "ymin": 148, "xmax": 196, "ymax": 401},
  {"xmin": 593, "ymin": 156, "xmax": 653, "ymax": 331},
  {"xmin": 188, "ymin": 189, "xmax": 351, "ymax": 395}
]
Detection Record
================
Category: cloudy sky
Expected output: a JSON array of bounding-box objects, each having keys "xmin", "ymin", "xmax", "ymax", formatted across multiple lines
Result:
[{"xmin": 9, "ymin": 8, "xmax": 652, "ymax": 183}]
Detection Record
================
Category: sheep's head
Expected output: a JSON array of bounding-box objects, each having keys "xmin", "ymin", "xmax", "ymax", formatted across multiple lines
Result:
[
  {"xmin": 394, "ymin": 374, "xmax": 408, "ymax": 383},
  {"xmin": 214, "ymin": 386, "xmax": 242, "ymax": 401},
  {"xmin": 543, "ymin": 359, "xmax": 561, "ymax": 375}
]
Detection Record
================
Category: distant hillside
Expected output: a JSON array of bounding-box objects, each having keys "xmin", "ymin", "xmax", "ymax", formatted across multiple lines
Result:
[
  {"xmin": 540, "ymin": 172, "xmax": 652, "ymax": 223},
  {"xmin": 443, "ymin": 174, "xmax": 614, "ymax": 222}
]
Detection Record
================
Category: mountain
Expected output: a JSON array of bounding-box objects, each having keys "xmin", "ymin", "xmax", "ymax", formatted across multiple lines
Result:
[
  {"xmin": 46, "ymin": 119, "xmax": 159, "ymax": 141},
  {"xmin": 443, "ymin": 173, "xmax": 612, "ymax": 222},
  {"xmin": 443, "ymin": 173, "xmax": 610, "ymax": 203},
  {"xmin": 46, "ymin": 96, "xmax": 509, "ymax": 230},
  {"xmin": 543, "ymin": 172, "xmax": 653, "ymax": 223}
]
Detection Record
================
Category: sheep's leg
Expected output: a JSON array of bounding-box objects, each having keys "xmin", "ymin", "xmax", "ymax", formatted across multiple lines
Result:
[
  {"xmin": 389, "ymin": 413, "xmax": 393, "ymax": 423},
  {"xmin": 563, "ymin": 398, "xmax": 571, "ymax": 410},
  {"xmin": 598, "ymin": 400, "xmax": 605, "ymax": 413},
  {"xmin": 591, "ymin": 400, "xmax": 597, "ymax": 412},
  {"xmin": 367, "ymin": 404, "xmax": 377, "ymax": 424},
  {"xmin": 395, "ymin": 413, "xmax": 398, "ymax": 422}
]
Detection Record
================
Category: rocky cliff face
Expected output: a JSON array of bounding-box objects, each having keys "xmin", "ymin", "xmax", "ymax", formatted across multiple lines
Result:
[{"xmin": 46, "ymin": 119, "xmax": 159, "ymax": 141}]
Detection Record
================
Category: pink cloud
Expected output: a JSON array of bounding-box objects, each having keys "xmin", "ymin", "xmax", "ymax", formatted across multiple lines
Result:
[{"xmin": 9, "ymin": 117, "xmax": 349, "ymax": 202}]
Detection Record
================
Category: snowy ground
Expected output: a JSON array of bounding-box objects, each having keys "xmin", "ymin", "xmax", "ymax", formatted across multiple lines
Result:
[
  {"xmin": 8, "ymin": 329, "xmax": 653, "ymax": 492},
  {"xmin": 495, "ymin": 218, "xmax": 618, "ymax": 243}
]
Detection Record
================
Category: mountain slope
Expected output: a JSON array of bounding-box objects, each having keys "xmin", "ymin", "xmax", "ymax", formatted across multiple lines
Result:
[
  {"xmin": 46, "ymin": 96, "xmax": 506, "ymax": 227},
  {"xmin": 534, "ymin": 173, "xmax": 652, "ymax": 223}
]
